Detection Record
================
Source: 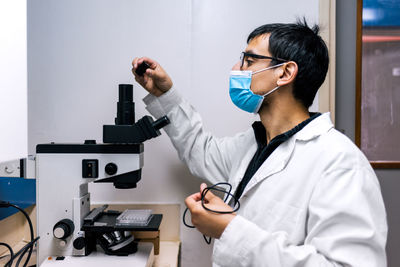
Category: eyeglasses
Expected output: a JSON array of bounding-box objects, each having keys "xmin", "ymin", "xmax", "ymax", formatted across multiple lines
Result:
[{"xmin": 240, "ymin": 52, "xmax": 287, "ymax": 68}]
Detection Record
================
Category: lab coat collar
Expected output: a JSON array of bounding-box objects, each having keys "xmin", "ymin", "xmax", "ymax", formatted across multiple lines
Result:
[
  {"xmin": 294, "ymin": 112, "xmax": 334, "ymax": 141},
  {"xmin": 241, "ymin": 137, "xmax": 296, "ymax": 197},
  {"xmin": 238, "ymin": 112, "xmax": 334, "ymax": 198}
]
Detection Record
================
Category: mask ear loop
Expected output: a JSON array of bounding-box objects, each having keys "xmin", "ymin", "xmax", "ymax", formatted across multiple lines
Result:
[
  {"xmin": 252, "ymin": 84, "xmax": 281, "ymax": 114},
  {"xmin": 252, "ymin": 62, "xmax": 287, "ymax": 112},
  {"xmin": 252, "ymin": 62, "xmax": 285, "ymax": 75},
  {"xmin": 261, "ymin": 85, "xmax": 281, "ymax": 97}
]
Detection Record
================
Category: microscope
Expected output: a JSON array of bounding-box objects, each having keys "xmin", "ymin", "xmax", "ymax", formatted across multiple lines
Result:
[{"xmin": 36, "ymin": 84, "xmax": 169, "ymax": 266}]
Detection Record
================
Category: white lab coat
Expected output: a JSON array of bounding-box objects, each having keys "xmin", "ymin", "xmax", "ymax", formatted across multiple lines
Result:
[{"xmin": 144, "ymin": 88, "xmax": 387, "ymax": 267}]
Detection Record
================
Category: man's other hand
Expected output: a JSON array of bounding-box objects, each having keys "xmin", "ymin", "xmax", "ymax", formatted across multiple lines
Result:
[
  {"xmin": 185, "ymin": 183, "xmax": 236, "ymax": 239},
  {"xmin": 132, "ymin": 57, "xmax": 173, "ymax": 97}
]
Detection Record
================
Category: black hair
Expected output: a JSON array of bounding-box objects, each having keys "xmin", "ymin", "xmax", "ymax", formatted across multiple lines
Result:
[{"xmin": 247, "ymin": 18, "xmax": 329, "ymax": 108}]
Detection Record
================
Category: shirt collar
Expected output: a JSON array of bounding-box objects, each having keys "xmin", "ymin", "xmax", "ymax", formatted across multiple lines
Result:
[{"xmin": 252, "ymin": 112, "xmax": 330, "ymax": 147}]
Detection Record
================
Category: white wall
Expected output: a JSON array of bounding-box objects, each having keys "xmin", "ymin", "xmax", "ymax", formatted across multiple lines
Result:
[
  {"xmin": 28, "ymin": 1, "xmax": 319, "ymax": 266},
  {"xmin": 0, "ymin": 0, "xmax": 27, "ymax": 162}
]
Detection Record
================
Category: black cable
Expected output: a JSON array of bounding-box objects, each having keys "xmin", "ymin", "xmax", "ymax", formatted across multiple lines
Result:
[
  {"xmin": 183, "ymin": 182, "xmax": 240, "ymax": 244},
  {"xmin": 0, "ymin": 201, "xmax": 35, "ymax": 267},
  {"xmin": 0, "ymin": 242, "xmax": 14, "ymax": 267},
  {"xmin": 7, "ymin": 203, "xmax": 33, "ymax": 267},
  {"xmin": 7, "ymin": 237, "xmax": 38, "ymax": 266},
  {"xmin": 201, "ymin": 183, "xmax": 240, "ymax": 214},
  {"xmin": 203, "ymin": 235, "xmax": 212, "ymax": 244},
  {"xmin": 14, "ymin": 237, "xmax": 40, "ymax": 267},
  {"xmin": 6, "ymin": 237, "xmax": 39, "ymax": 267},
  {"xmin": 182, "ymin": 208, "xmax": 195, "ymax": 228},
  {"xmin": 8, "ymin": 242, "xmax": 28, "ymax": 261}
]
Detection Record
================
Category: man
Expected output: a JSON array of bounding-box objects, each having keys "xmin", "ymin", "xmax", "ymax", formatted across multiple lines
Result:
[{"xmin": 132, "ymin": 20, "xmax": 387, "ymax": 267}]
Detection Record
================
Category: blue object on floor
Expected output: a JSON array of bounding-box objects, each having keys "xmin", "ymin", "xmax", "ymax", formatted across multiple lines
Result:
[{"xmin": 0, "ymin": 177, "xmax": 36, "ymax": 220}]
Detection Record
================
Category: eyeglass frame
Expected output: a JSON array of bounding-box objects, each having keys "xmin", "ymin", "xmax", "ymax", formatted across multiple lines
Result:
[{"xmin": 240, "ymin": 51, "xmax": 288, "ymax": 68}]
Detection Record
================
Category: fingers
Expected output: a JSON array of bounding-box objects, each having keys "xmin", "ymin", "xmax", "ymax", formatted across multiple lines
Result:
[
  {"xmin": 131, "ymin": 56, "xmax": 159, "ymax": 82},
  {"xmin": 200, "ymin": 183, "xmax": 207, "ymax": 195},
  {"xmin": 144, "ymin": 68, "xmax": 155, "ymax": 78},
  {"xmin": 131, "ymin": 57, "xmax": 144, "ymax": 81},
  {"xmin": 131, "ymin": 67, "xmax": 145, "ymax": 87},
  {"xmin": 132, "ymin": 56, "xmax": 158, "ymax": 70},
  {"xmin": 200, "ymin": 183, "xmax": 215, "ymax": 203},
  {"xmin": 185, "ymin": 192, "xmax": 202, "ymax": 205},
  {"xmin": 132, "ymin": 57, "xmax": 139, "ymax": 69},
  {"xmin": 131, "ymin": 66, "xmax": 142, "ymax": 79},
  {"xmin": 185, "ymin": 185, "xmax": 234, "ymax": 216},
  {"xmin": 139, "ymin": 57, "xmax": 158, "ymax": 69},
  {"xmin": 201, "ymin": 185, "xmax": 217, "ymax": 203},
  {"xmin": 185, "ymin": 192, "xmax": 202, "ymax": 212}
]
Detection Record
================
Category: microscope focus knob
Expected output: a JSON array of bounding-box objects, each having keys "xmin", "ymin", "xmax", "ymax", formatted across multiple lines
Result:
[
  {"xmin": 105, "ymin": 163, "xmax": 118, "ymax": 175},
  {"xmin": 53, "ymin": 219, "xmax": 75, "ymax": 239},
  {"xmin": 73, "ymin": 237, "xmax": 86, "ymax": 250}
]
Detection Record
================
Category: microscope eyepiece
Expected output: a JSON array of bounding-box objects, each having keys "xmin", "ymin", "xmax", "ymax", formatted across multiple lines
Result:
[
  {"xmin": 152, "ymin": 116, "xmax": 170, "ymax": 130},
  {"xmin": 118, "ymin": 84, "xmax": 133, "ymax": 102},
  {"xmin": 115, "ymin": 84, "xmax": 135, "ymax": 125}
]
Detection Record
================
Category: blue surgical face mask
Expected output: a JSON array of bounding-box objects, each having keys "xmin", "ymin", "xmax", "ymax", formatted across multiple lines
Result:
[{"xmin": 229, "ymin": 63, "xmax": 285, "ymax": 113}]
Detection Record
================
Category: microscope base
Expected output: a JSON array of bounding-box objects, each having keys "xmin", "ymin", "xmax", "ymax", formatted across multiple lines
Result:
[{"xmin": 40, "ymin": 242, "xmax": 154, "ymax": 267}]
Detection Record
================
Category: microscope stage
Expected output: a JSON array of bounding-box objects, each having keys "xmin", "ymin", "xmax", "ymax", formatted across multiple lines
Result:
[{"xmin": 82, "ymin": 211, "xmax": 163, "ymax": 232}]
